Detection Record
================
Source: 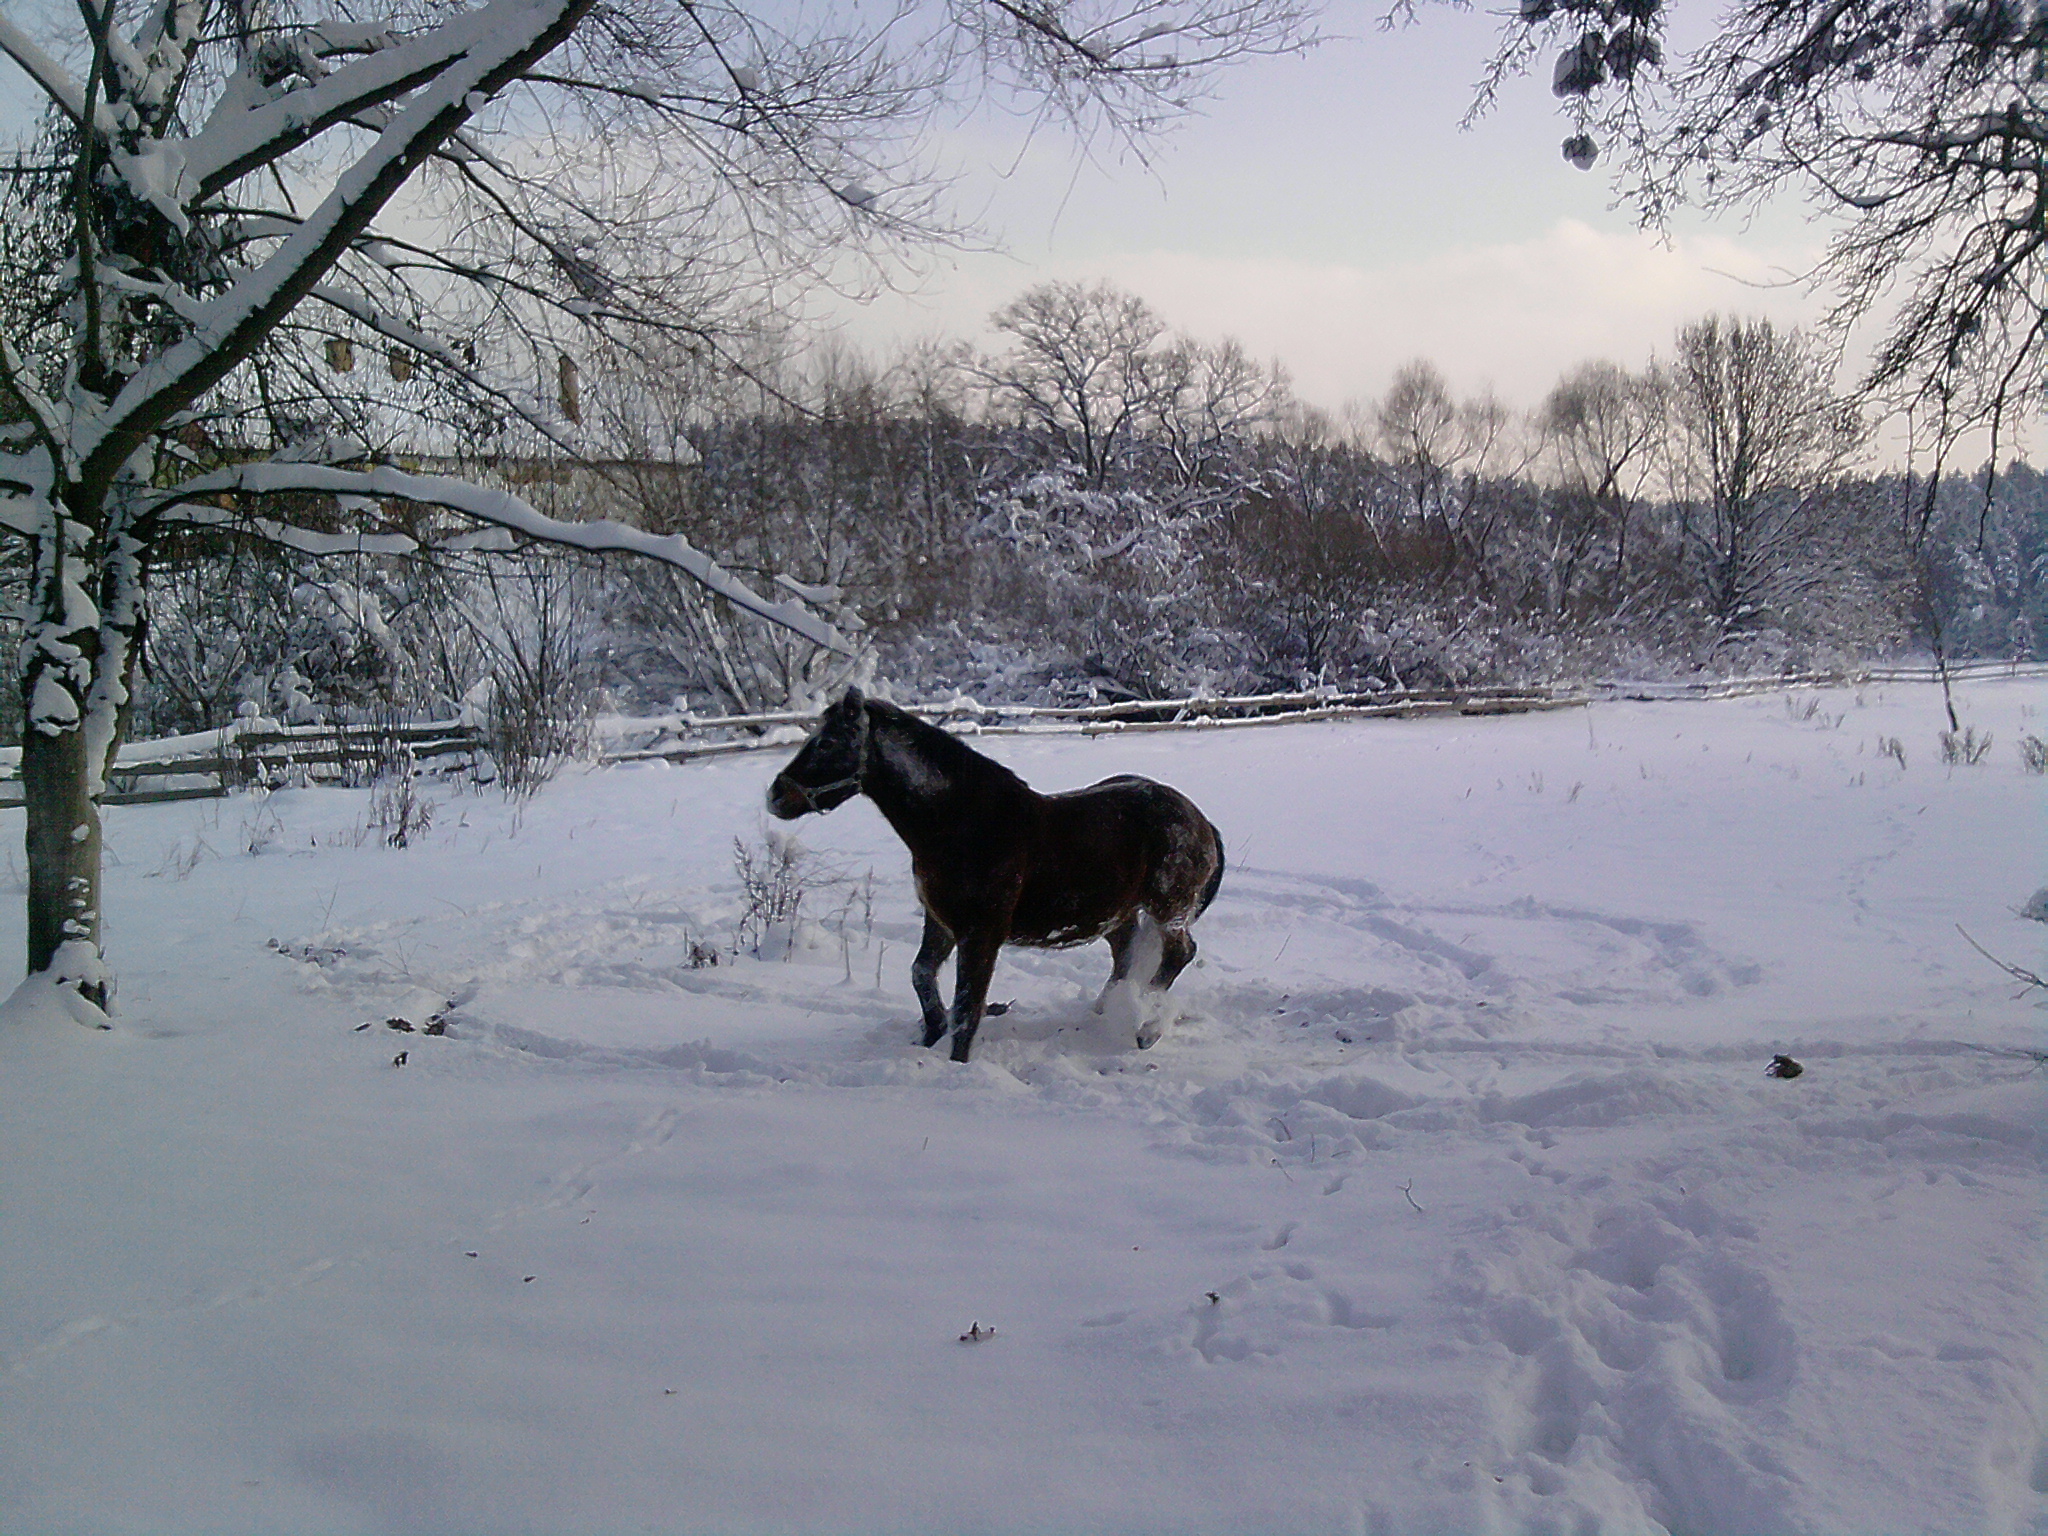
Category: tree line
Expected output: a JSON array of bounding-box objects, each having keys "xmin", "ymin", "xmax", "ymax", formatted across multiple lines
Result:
[{"xmin": 42, "ymin": 279, "xmax": 2035, "ymax": 748}]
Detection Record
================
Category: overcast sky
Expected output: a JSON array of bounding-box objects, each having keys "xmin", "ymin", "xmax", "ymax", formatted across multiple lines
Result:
[
  {"xmin": 4, "ymin": 1, "xmax": 2010, "ymax": 455},
  {"xmin": 812, "ymin": 10, "xmax": 1849, "ymax": 421}
]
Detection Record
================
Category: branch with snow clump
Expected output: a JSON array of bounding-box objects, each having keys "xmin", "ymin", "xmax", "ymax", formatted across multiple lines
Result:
[
  {"xmin": 156, "ymin": 462, "xmax": 851, "ymax": 650},
  {"xmin": 75, "ymin": 0, "xmax": 598, "ymax": 492}
]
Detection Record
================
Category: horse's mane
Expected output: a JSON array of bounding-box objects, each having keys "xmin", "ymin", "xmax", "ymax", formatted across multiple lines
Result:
[{"xmin": 866, "ymin": 698, "xmax": 1030, "ymax": 796}]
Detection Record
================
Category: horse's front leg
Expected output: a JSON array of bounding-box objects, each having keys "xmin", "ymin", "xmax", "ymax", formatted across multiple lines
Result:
[
  {"xmin": 911, "ymin": 911, "xmax": 955, "ymax": 1049},
  {"xmin": 946, "ymin": 927, "xmax": 1005, "ymax": 1063}
]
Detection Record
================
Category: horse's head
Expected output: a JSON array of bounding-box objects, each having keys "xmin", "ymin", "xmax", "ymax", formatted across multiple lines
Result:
[{"xmin": 767, "ymin": 687, "xmax": 870, "ymax": 819}]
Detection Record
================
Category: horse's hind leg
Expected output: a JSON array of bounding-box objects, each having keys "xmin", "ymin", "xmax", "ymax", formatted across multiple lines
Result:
[
  {"xmin": 1153, "ymin": 926, "xmax": 1196, "ymax": 990},
  {"xmin": 912, "ymin": 912, "xmax": 955, "ymax": 1049},
  {"xmin": 1134, "ymin": 926, "xmax": 1197, "ymax": 1050},
  {"xmin": 1093, "ymin": 917, "xmax": 1140, "ymax": 1015}
]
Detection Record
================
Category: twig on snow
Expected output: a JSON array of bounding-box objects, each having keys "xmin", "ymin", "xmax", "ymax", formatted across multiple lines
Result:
[{"xmin": 1958, "ymin": 925, "xmax": 2047, "ymax": 996}]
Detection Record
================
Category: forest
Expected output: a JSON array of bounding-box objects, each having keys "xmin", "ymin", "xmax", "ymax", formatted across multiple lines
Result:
[{"xmin": 66, "ymin": 280, "xmax": 2047, "ymax": 759}]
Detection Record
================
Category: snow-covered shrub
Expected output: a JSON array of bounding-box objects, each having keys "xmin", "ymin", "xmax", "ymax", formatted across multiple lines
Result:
[
  {"xmin": 1884, "ymin": 465, "xmax": 2047, "ymax": 662},
  {"xmin": 141, "ymin": 536, "xmax": 409, "ymax": 735},
  {"xmin": 454, "ymin": 556, "xmax": 602, "ymax": 797},
  {"xmin": 1355, "ymin": 593, "xmax": 1571, "ymax": 689}
]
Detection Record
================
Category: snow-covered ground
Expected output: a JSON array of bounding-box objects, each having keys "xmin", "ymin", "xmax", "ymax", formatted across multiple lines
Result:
[{"xmin": 3, "ymin": 678, "xmax": 2043, "ymax": 1536}]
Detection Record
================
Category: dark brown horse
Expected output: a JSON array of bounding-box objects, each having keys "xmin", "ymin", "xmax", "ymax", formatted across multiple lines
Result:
[{"xmin": 767, "ymin": 687, "xmax": 1224, "ymax": 1062}]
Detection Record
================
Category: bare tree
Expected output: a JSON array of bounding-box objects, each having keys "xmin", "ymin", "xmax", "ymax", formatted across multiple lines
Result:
[
  {"xmin": 978, "ymin": 281, "xmax": 1182, "ymax": 486},
  {"xmin": 1151, "ymin": 335, "xmax": 1292, "ymax": 485},
  {"xmin": 1661, "ymin": 316, "xmax": 1866, "ymax": 633},
  {"xmin": 1455, "ymin": 0, "xmax": 2048, "ymax": 455},
  {"xmin": 978, "ymin": 280, "xmax": 1285, "ymax": 485},
  {"xmin": 1535, "ymin": 359, "xmax": 1663, "ymax": 612},
  {"xmin": 0, "ymin": 0, "xmax": 1312, "ymax": 1016},
  {"xmin": 1371, "ymin": 359, "xmax": 1529, "ymax": 573}
]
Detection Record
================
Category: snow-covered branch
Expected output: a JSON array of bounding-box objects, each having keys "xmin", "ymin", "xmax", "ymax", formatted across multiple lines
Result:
[
  {"xmin": 184, "ymin": 23, "xmax": 472, "ymax": 202},
  {"xmin": 155, "ymin": 462, "xmax": 851, "ymax": 650},
  {"xmin": 79, "ymin": 0, "xmax": 598, "ymax": 498},
  {"xmin": 0, "ymin": 335, "xmax": 66, "ymax": 466},
  {"xmin": 157, "ymin": 500, "xmax": 513, "ymax": 557},
  {"xmin": 0, "ymin": 13, "xmax": 100, "ymax": 128}
]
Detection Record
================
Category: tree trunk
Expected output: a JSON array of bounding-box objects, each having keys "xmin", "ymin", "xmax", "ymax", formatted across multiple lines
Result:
[
  {"xmin": 16, "ymin": 500, "xmax": 135, "ymax": 1014},
  {"xmin": 20, "ymin": 710, "xmax": 108, "ymax": 1010}
]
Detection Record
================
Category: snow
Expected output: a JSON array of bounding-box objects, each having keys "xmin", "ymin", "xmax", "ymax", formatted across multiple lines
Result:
[
  {"xmin": 2, "ymin": 678, "xmax": 2043, "ymax": 1535},
  {"xmin": 27, "ymin": 671, "xmax": 81, "ymax": 737}
]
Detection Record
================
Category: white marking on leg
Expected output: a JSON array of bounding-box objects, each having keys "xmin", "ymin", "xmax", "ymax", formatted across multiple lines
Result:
[{"xmin": 1100, "ymin": 915, "xmax": 1166, "ymax": 1045}]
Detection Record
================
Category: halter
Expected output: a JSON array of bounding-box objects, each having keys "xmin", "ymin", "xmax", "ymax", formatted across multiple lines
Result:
[
  {"xmin": 785, "ymin": 702, "xmax": 870, "ymax": 812},
  {"xmin": 787, "ymin": 769, "xmax": 862, "ymax": 814}
]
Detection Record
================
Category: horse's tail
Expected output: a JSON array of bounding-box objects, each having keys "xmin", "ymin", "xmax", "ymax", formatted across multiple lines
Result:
[{"xmin": 1195, "ymin": 823, "xmax": 1225, "ymax": 919}]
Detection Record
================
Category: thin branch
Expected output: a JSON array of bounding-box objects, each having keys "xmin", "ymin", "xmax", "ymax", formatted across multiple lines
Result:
[{"xmin": 1958, "ymin": 925, "xmax": 2047, "ymax": 994}]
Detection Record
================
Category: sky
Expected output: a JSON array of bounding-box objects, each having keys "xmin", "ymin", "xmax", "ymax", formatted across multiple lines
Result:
[
  {"xmin": 808, "ymin": 8, "xmax": 1844, "ymax": 424},
  {"xmin": 0, "ymin": 0, "xmax": 2019, "ymax": 457}
]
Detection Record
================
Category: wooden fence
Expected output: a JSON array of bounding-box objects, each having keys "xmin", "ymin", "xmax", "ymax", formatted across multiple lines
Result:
[
  {"xmin": 1589, "ymin": 658, "xmax": 2048, "ymax": 702},
  {"xmin": 0, "ymin": 661, "xmax": 2037, "ymax": 807},
  {"xmin": 597, "ymin": 662, "xmax": 2048, "ymax": 765},
  {"xmin": 596, "ymin": 685, "xmax": 1590, "ymax": 766},
  {"xmin": 0, "ymin": 719, "xmax": 488, "ymax": 808}
]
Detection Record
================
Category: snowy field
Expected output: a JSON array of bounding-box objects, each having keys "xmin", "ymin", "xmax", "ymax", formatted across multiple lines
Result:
[{"xmin": 2, "ymin": 677, "xmax": 2044, "ymax": 1536}]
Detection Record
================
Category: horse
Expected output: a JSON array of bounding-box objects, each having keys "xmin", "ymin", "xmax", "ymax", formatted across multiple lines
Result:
[{"xmin": 767, "ymin": 687, "xmax": 1225, "ymax": 1062}]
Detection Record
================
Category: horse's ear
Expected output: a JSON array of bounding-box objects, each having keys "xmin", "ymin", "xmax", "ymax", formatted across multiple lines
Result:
[{"xmin": 836, "ymin": 685, "xmax": 866, "ymax": 716}]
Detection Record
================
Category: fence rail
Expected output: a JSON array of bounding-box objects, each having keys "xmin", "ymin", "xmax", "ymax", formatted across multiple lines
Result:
[
  {"xmin": 599, "ymin": 662, "xmax": 2048, "ymax": 764},
  {"xmin": 0, "ymin": 719, "xmax": 487, "ymax": 808},
  {"xmin": 0, "ymin": 661, "xmax": 2037, "ymax": 808},
  {"xmin": 1590, "ymin": 658, "xmax": 2048, "ymax": 702},
  {"xmin": 596, "ymin": 685, "xmax": 1591, "ymax": 765}
]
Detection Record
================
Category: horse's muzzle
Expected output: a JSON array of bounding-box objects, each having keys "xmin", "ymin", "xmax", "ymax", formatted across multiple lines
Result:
[{"xmin": 766, "ymin": 775, "xmax": 809, "ymax": 820}]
